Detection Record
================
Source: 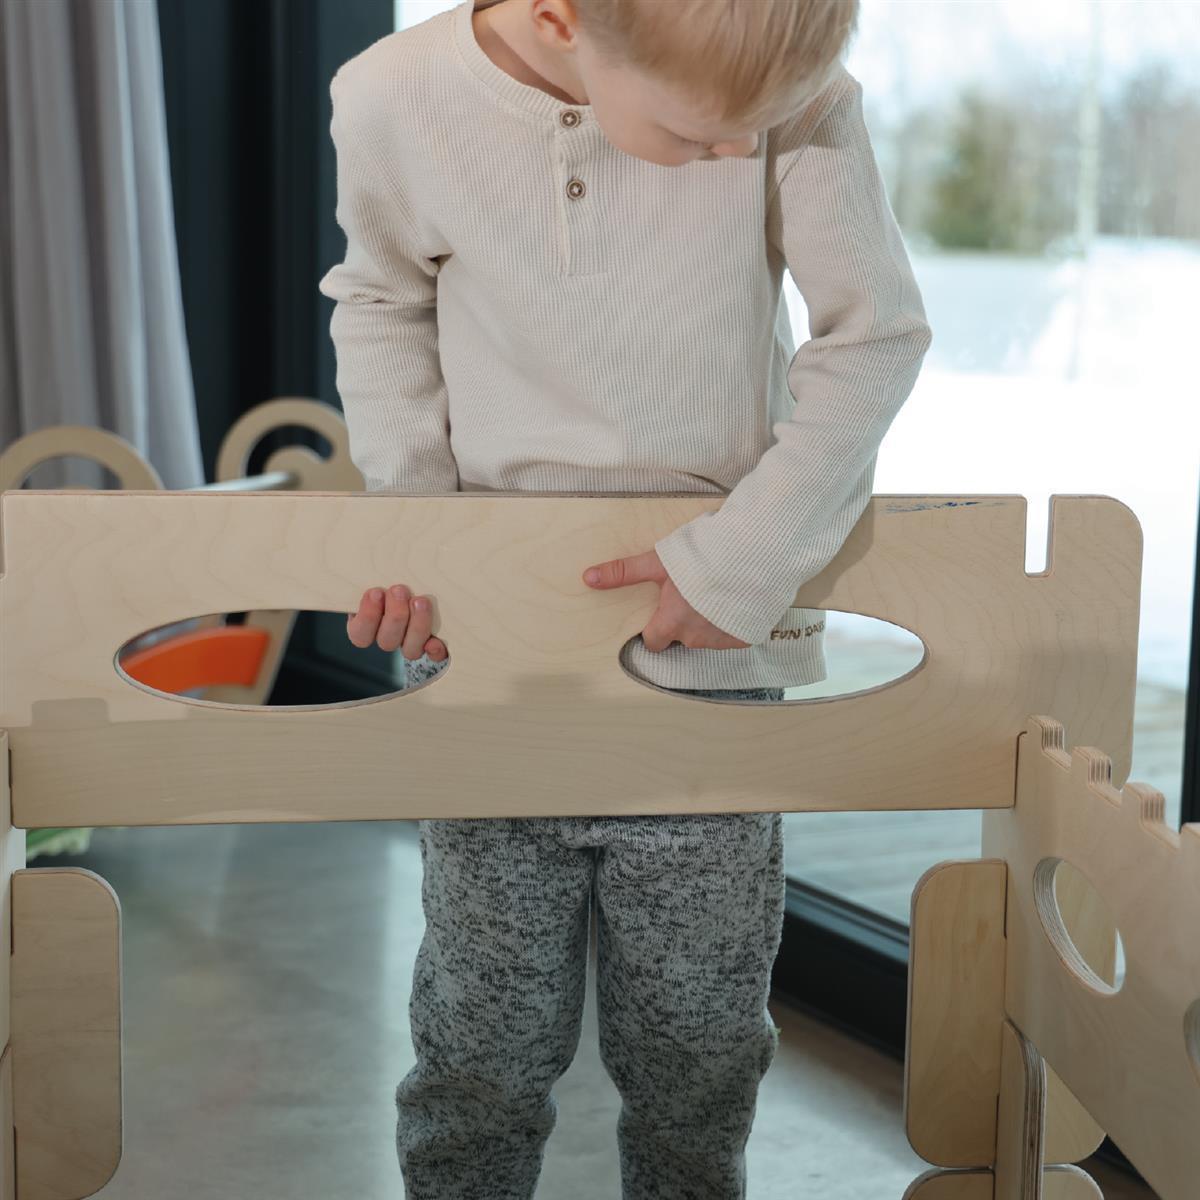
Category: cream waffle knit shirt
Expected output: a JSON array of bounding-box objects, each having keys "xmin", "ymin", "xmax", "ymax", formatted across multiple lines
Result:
[{"xmin": 318, "ymin": 0, "xmax": 932, "ymax": 692}]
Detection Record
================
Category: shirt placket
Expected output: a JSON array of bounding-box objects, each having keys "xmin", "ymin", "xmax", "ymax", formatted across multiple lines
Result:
[{"xmin": 554, "ymin": 108, "xmax": 606, "ymax": 277}]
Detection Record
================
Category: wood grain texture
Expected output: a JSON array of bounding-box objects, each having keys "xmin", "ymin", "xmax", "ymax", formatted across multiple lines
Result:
[
  {"xmin": 905, "ymin": 859, "xmax": 1007, "ymax": 1167},
  {"xmin": 1040, "ymin": 862, "xmax": 1111, "ymax": 1165},
  {"xmin": 188, "ymin": 398, "xmax": 363, "ymax": 707},
  {"xmin": 905, "ymin": 859, "xmax": 1106, "ymax": 1177},
  {"xmin": 0, "ymin": 426, "xmax": 163, "ymax": 493},
  {"xmin": 902, "ymin": 1164, "xmax": 1102, "ymax": 1199},
  {"xmin": 1043, "ymin": 1068, "xmax": 1106, "ymax": 1171},
  {"xmin": 902, "ymin": 1168, "xmax": 994, "ymax": 1199},
  {"xmin": 983, "ymin": 715, "xmax": 1200, "ymax": 1200},
  {"xmin": 0, "ymin": 481, "xmax": 1158, "ymax": 1199},
  {"xmin": 0, "ymin": 401, "xmax": 358, "ymax": 1200},
  {"xmin": 1, "ymin": 492, "xmax": 1140, "ymax": 826},
  {"xmin": 11, "ymin": 869, "xmax": 122, "ymax": 1200},
  {"xmin": 995, "ymin": 1020, "xmax": 1046, "ymax": 1198},
  {"xmin": 0, "ymin": 1049, "xmax": 12, "ymax": 1200}
]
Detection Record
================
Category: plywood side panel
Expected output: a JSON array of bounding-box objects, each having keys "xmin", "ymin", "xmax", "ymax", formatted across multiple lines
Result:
[
  {"xmin": 1041, "ymin": 862, "xmax": 1111, "ymax": 1164},
  {"xmin": 0, "ymin": 733, "xmax": 22, "ymax": 1073},
  {"xmin": 0, "ymin": 730, "xmax": 21, "ymax": 1200},
  {"xmin": 983, "ymin": 715, "xmax": 1200, "ymax": 1200},
  {"xmin": 0, "ymin": 1048, "xmax": 13, "ymax": 1200},
  {"xmin": 1042, "ymin": 1165, "xmax": 1102, "ymax": 1199},
  {"xmin": 1, "ymin": 493, "xmax": 1140, "ymax": 825},
  {"xmin": 903, "ymin": 1169, "xmax": 994, "ymax": 1199},
  {"xmin": 995, "ymin": 1020, "xmax": 1045, "ymax": 1199},
  {"xmin": 905, "ymin": 860, "xmax": 1007, "ymax": 1168},
  {"xmin": 902, "ymin": 1165, "xmax": 1101, "ymax": 1200},
  {"xmin": 11, "ymin": 870, "xmax": 122, "ymax": 1200}
]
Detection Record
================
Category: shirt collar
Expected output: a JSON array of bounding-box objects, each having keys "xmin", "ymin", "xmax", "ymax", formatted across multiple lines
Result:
[{"xmin": 451, "ymin": 0, "xmax": 596, "ymax": 127}]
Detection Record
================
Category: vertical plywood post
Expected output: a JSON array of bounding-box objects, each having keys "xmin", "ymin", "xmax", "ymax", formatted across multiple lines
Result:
[
  {"xmin": 10, "ymin": 868, "xmax": 122, "ymax": 1199},
  {"xmin": 0, "ymin": 731, "xmax": 23, "ymax": 1200},
  {"xmin": 906, "ymin": 860, "xmax": 1008, "ymax": 1168},
  {"xmin": 995, "ymin": 1021, "xmax": 1045, "ymax": 1198}
]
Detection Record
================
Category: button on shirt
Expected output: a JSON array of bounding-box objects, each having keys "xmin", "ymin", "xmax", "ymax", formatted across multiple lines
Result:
[{"xmin": 318, "ymin": 0, "xmax": 932, "ymax": 692}]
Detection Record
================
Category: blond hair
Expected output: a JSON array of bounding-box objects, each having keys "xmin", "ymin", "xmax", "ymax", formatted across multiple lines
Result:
[{"xmin": 572, "ymin": 0, "xmax": 859, "ymax": 126}]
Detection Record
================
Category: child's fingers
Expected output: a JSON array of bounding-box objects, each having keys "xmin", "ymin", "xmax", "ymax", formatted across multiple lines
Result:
[
  {"xmin": 346, "ymin": 587, "xmax": 444, "ymax": 659},
  {"xmin": 377, "ymin": 585, "xmax": 412, "ymax": 653},
  {"xmin": 401, "ymin": 595, "xmax": 433, "ymax": 660},
  {"xmin": 346, "ymin": 587, "xmax": 385, "ymax": 648}
]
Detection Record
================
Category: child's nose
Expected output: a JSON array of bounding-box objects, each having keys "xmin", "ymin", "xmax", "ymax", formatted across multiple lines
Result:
[{"xmin": 710, "ymin": 134, "xmax": 759, "ymax": 158}]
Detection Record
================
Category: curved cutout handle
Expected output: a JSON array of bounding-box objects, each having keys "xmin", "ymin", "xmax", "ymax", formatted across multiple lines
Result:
[
  {"xmin": 215, "ymin": 397, "xmax": 363, "ymax": 492},
  {"xmin": 0, "ymin": 425, "xmax": 162, "ymax": 491}
]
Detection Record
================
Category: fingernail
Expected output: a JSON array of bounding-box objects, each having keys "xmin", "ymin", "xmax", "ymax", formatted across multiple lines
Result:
[
  {"xmin": 413, "ymin": 597, "xmax": 427, "ymax": 609},
  {"xmin": 370, "ymin": 589, "xmax": 383, "ymax": 603},
  {"xmin": 584, "ymin": 569, "xmax": 600, "ymax": 585}
]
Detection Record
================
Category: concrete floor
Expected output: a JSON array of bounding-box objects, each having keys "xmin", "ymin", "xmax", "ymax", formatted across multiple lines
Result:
[{"xmin": 43, "ymin": 819, "xmax": 1153, "ymax": 1198}]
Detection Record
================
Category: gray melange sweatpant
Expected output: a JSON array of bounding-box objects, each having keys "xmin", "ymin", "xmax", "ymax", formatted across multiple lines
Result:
[{"xmin": 395, "ymin": 673, "xmax": 787, "ymax": 1200}]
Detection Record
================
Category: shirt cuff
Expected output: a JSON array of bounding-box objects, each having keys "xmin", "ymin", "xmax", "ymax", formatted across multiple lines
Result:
[{"xmin": 654, "ymin": 515, "xmax": 793, "ymax": 646}]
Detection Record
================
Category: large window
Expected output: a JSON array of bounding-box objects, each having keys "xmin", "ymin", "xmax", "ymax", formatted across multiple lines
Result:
[
  {"xmin": 395, "ymin": 0, "xmax": 459, "ymax": 29},
  {"xmin": 781, "ymin": 0, "xmax": 1198, "ymax": 921}
]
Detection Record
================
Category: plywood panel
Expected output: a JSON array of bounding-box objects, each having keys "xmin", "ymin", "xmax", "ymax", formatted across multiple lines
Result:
[
  {"xmin": 983, "ymin": 715, "xmax": 1200, "ymax": 1200},
  {"xmin": 995, "ymin": 1020, "xmax": 1045, "ymax": 1198},
  {"xmin": 0, "ymin": 1048, "xmax": 13, "ymax": 1200},
  {"xmin": 0, "ymin": 729, "xmax": 21, "ymax": 1200},
  {"xmin": 903, "ymin": 1168, "xmax": 993, "ymax": 1199},
  {"xmin": 11, "ymin": 870, "xmax": 122, "ymax": 1200},
  {"xmin": 902, "ymin": 1165, "xmax": 1102, "ymax": 1200},
  {"xmin": 0, "ymin": 733, "xmax": 23, "ymax": 1068},
  {"xmin": 0, "ymin": 492, "xmax": 1140, "ymax": 825},
  {"xmin": 905, "ymin": 860, "xmax": 1007, "ymax": 1167}
]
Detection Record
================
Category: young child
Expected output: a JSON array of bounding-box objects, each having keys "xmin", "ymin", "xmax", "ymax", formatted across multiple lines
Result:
[{"xmin": 323, "ymin": 1, "xmax": 930, "ymax": 1196}]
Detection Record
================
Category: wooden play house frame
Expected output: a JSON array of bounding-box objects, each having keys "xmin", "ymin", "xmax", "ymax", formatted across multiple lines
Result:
[{"xmin": 0, "ymin": 404, "xmax": 1194, "ymax": 1198}]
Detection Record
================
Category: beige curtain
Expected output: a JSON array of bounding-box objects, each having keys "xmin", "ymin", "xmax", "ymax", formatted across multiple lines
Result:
[{"xmin": 0, "ymin": 0, "xmax": 203, "ymax": 489}]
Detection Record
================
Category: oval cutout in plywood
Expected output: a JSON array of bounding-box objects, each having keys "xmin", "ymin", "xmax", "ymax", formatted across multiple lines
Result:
[
  {"xmin": 1033, "ymin": 857, "xmax": 1127, "ymax": 995},
  {"xmin": 115, "ymin": 612, "xmax": 440, "ymax": 706},
  {"xmin": 618, "ymin": 610, "xmax": 926, "ymax": 701}
]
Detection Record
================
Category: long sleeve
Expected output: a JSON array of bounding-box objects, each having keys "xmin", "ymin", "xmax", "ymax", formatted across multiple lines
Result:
[
  {"xmin": 653, "ymin": 74, "xmax": 932, "ymax": 646},
  {"xmin": 318, "ymin": 73, "xmax": 459, "ymax": 495}
]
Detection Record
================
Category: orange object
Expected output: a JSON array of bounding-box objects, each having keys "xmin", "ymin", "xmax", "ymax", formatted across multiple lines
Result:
[{"xmin": 119, "ymin": 625, "xmax": 271, "ymax": 694}]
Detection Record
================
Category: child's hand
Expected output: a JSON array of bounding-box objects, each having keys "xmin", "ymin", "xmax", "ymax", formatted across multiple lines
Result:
[
  {"xmin": 582, "ymin": 549, "xmax": 752, "ymax": 651},
  {"xmin": 346, "ymin": 585, "xmax": 448, "ymax": 661}
]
